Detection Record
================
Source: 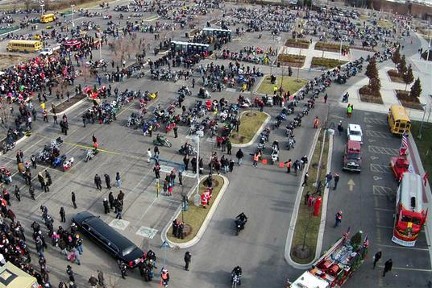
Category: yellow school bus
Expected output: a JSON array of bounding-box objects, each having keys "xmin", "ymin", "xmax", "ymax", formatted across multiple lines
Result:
[
  {"xmin": 7, "ymin": 40, "xmax": 43, "ymax": 53},
  {"xmin": 40, "ymin": 13, "xmax": 56, "ymax": 23},
  {"xmin": 388, "ymin": 104, "xmax": 411, "ymax": 135}
]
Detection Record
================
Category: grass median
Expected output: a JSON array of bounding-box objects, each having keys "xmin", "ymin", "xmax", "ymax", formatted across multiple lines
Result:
[
  {"xmin": 411, "ymin": 121, "xmax": 432, "ymax": 190},
  {"xmin": 311, "ymin": 57, "xmax": 347, "ymax": 69},
  {"xmin": 230, "ymin": 111, "xmax": 268, "ymax": 144},
  {"xmin": 291, "ymin": 130, "xmax": 329, "ymax": 264},
  {"xmin": 256, "ymin": 75, "xmax": 307, "ymax": 95},
  {"xmin": 167, "ymin": 175, "xmax": 224, "ymax": 244}
]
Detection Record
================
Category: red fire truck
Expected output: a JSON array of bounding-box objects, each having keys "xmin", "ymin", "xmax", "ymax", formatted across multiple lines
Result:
[
  {"xmin": 289, "ymin": 230, "xmax": 368, "ymax": 288},
  {"xmin": 392, "ymin": 172, "xmax": 427, "ymax": 247}
]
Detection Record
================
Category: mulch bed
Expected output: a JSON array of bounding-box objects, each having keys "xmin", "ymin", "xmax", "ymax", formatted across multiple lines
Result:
[
  {"xmin": 359, "ymin": 85, "xmax": 383, "ymax": 104},
  {"xmin": 395, "ymin": 90, "xmax": 424, "ymax": 110},
  {"xmin": 277, "ymin": 54, "xmax": 305, "ymax": 68},
  {"xmin": 51, "ymin": 93, "xmax": 87, "ymax": 114},
  {"xmin": 387, "ymin": 69, "xmax": 404, "ymax": 83},
  {"xmin": 285, "ymin": 39, "xmax": 310, "ymax": 49},
  {"xmin": 314, "ymin": 42, "xmax": 350, "ymax": 53}
]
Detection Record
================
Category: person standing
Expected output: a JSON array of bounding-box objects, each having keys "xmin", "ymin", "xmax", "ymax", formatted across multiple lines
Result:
[
  {"xmin": 147, "ymin": 148, "xmax": 152, "ymax": 163},
  {"xmin": 183, "ymin": 155, "xmax": 190, "ymax": 171},
  {"xmin": 313, "ymin": 116, "xmax": 320, "ymax": 128},
  {"xmin": 373, "ymin": 251, "xmax": 382, "ymax": 269},
  {"xmin": 325, "ymin": 172, "xmax": 333, "ymax": 188},
  {"xmin": 173, "ymin": 126, "xmax": 178, "ymax": 138},
  {"xmin": 66, "ymin": 265, "xmax": 75, "ymax": 283},
  {"xmin": 184, "ymin": 251, "xmax": 191, "ymax": 271},
  {"xmin": 14, "ymin": 185, "xmax": 20, "ymax": 202},
  {"xmin": 333, "ymin": 173, "xmax": 340, "ymax": 190},
  {"xmin": 285, "ymin": 159, "xmax": 292, "ymax": 173},
  {"xmin": 94, "ymin": 174, "xmax": 102, "ymax": 190},
  {"xmin": 88, "ymin": 275, "xmax": 98, "ymax": 288},
  {"xmin": 226, "ymin": 139, "xmax": 232, "ymax": 155},
  {"xmin": 103, "ymin": 198, "xmax": 110, "ymax": 214},
  {"xmin": 97, "ymin": 270, "xmax": 105, "ymax": 287},
  {"xmin": 334, "ymin": 210, "xmax": 343, "ymax": 227},
  {"xmin": 104, "ymin": 174, "xmax": 111, "ymax": 189},
  {"xmin": 253, "ymin": 153, "xmax": 259, "ymax": 168},
  {"xmin": 118, "ymin": 261, "xmax": 127, "ymax": 279},
  {"xmin": 178, "ymin": 171, "xmax": 183, "ymax": 186},
  {"xmin": 383, "ymin": 259, "xmax": 393, "ymax": 277},
  {"xmin": 302, "ymin": 172, "xmax": 309, "ymax": 187},
  {"xmin": 71, "ymin": 192, "xmax": 77, "ymax": 209},
  {"xmin": 108, "ymin": 192, "xmax": 114, "ymax": 210},
  {"xmin": 324, "ymin": 93, "xmax": 328, "ymax": 103},
  {"xmin": 115, "ymin": 172, "xmax": 121, "ymax": 188},
  {"xmin": 59, "ymin": 207, "xmax": 66, "ymax": 223}
]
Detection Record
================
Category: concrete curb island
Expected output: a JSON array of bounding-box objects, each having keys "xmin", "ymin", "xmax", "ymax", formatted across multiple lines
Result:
[
  {"xmin": 161, "ymin": 175, "xmax": 230, "ymax": 249},
  {"xmin": 285, "ymin": 129, "xmax": 334, "ymax": 269}
]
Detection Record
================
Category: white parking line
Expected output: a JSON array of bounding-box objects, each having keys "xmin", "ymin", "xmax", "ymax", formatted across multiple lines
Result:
[{"xmin": 377, "ymin": 243, "xmax": 429, "ymax": 251}]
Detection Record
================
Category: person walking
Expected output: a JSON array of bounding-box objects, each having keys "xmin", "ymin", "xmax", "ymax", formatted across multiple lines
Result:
[
  {"xmin": 302, "ymin": 172, "xmax": 309, "ymax": 187},
  {"xmin": 334, "ymin": 210, "xmax": 343, "ymax": 227},
  {"xmin": 118, "ymin": 261, "xmax": 127, "ymax": 279},
  {"xmin": 94, "ymin": 174, "xmax": 102, "ymax": 190},
  {"xmin": 333, "ymin": 173, "xmax": 340, "ymax": 190},
  {"xmin": 285, "ymin": 159, "xmax": 292, "ymax": 173},
  {"xmin": 253, "ymin": 153, "xmax": 259, "ymax": 168},
  {"xmin": 115, "ymin": 172, "xmax": 122, "ymax": 188},
  {"xmin": 324, "ymin": 93, "xmax": 328, "ymax": 103},
  {"xmin": 383, "ymin": 259, "xmax": 393, "ymax": 277},
  {"xmin": 313, "ymin": 116, "xmax": 320, "ymax": 129},
  {"xmin": 226, "ymin": 139, "xmax": 232, "ymax": 155},
  {"xmin": 183, "ymin": 155, "xmax": 190, "ymax": 171},
  {"xmin": 59, "ymin": 207, "xmax": 66, "ymax": 222},
  {"xmin": 71, "ymin": 192, "xmax": 77, "ymax": 209},
  {"xmin": 14, "ymin": 185, "xmax": 20, "ymax": 202},
  {"xmin": 178, "ymin": 171, "xmax": 183, "ymax": 186},
  {"xmin": 173, "ymin": 126, "xmax": 178, "ymax": 138},
  {"xmin": 373, "ymin": 251, "xmax": 382, "ymax": 269},
  {"xmin": 236, "ymin": 149, "xmax": 244, "ymax": 165},
  {"xmin": 88, "ymin": 275, "xmax": 98, "ymax": 288},
  {"xmin": 337, "ymin": 121, "xmax": 343, "ymax": 136},
  {"xmin": 104, "ymin": 174, "xmax": 111, "ymax": 189},
  {"xmin": 147, "ymin": 148, "xmax": 152, "ymax": 163},
  {"xmin": 66, "ymin": 265, "xmax": 75, "ymax": 283},
  {"xmin": 108, "ymin": 192, "xmax": 114, "ymax": 210},
  {"xmin": 184, "ymin": 251, "xmax": 191, "ymax": 271}
]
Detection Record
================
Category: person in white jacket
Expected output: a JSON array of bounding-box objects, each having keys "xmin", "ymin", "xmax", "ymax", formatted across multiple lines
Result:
[{"xmin": 147, "ymin": 148, "xmax": 152, "ymax": 163}]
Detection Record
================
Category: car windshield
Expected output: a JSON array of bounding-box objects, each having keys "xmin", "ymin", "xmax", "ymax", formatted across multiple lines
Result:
[
  {"xmin": 347, "ymin": 152, "xmax": 360, "ymax": 159},
  {"xmin": 401, "ymin": 213, "xmax": 422, "ymax": 225},
  {"xmin": 350, "ymin": 130, "xmax": 361, "ymax": 135}
]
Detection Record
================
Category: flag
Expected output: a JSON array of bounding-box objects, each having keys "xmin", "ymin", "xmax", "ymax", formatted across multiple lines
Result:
[
  {"xmin": 400, "ymin": 132, "xmax": 409, "ymax": 151},
  {"xmin": 363, "ymin": 235, "xmax": 369, "ymax": 247}
]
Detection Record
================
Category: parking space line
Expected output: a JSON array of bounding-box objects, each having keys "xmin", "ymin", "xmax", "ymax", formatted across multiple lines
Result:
[
  {"xmin": 376, "ymin": 265, "xmax": 432, "ymax": 272},
  {"xmin": 363, "ymin": 118, "xmax": 387, "ymax": 125},
  {"xmin": 374, "ymin": 207, "xmax": 393, "ymax": 212},
  {"xmin": 375, "ymin": 225, "xmax": 393, "ymax": 229},
  {"xmin": 370, "ymin": 164, "xmax": 391, "ymax": 173},
  {"xmin": 369, "ymin": 145, "xmax": 399, "ymax": 156},
  {"xmin": 365, "ymin": 130, "xmax": 392, "ymax": 138}
]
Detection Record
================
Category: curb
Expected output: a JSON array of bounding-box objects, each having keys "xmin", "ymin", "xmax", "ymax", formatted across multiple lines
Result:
[
  {"xmin": 49, "ymin": 97, "xmax": 89, "ymax": 116},
  {"xmin": 161, "ymin": 174, "xmax": 230, "ymax": 249},
  {"xmin": 284, "ymin": 129, "xmax": 333, "ymax": 269},
  {"xmin": 231, "ymin": 111, "xmax": 271, "ymax": 148}
]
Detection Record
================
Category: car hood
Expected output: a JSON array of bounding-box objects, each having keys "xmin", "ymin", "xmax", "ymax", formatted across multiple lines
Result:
[{"xmin": 72, "ymin": 211, "xmax": 96, "ymax": 226}]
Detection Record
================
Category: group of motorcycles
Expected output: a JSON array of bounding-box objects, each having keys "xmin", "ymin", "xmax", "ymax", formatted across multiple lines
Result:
[{"xmin": 36, "ymin": 138, "xmax": 74, "ymax": 171}]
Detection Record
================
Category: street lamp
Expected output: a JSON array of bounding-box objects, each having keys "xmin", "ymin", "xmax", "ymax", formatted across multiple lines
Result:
[
  {"xmin": 40, "ymin": 4, "xmax": 44, "ymax": 16},
  {"xmin": 71, "ymin": 5, "xmax": 75, "ymax": 28},
  {"xmin": 192, "ymin": 135, "xmax": 201, "ymax": 206},
  {"xmin": 417, "ymin": 103, "xmax": 427, "ymax": 140}
]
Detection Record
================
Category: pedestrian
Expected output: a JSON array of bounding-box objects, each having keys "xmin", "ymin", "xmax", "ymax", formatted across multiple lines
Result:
[
  {"xmin": 66, "ymin": 265, "xmax": 75, "ymax": 283},
  {"xmin": 97, "ymin": 270, "xmax": 105, "ymax": 287},
  {"xmin": 373, "ymin": 251, "xmax": 382, "ymax": 269},
  {"xmin": 313, "ymin": 116, "xmax": 320, "ymax": 128},
  {"xmin": 337, "ymin": 121, "xmax": 343, "ymax": 136},
  {"xmin": 104, "ymin": 174, "xmax": 111, "ymax": 189},
  {"xmin": 383, "ymin": 259, "xmax": 393, "ymax": 277},
  {"xmin": 161, "ymin": 268, "xmax": 170, "ymax": 286},
  {"xmin": 118, "ymin": 261, "xmax": 127, "ymax": 279},
  {"xmin": 333, "ymin": 173, "xmax": 340, "ymax": 190},
  {"xmin": 285, "ymin": 159, "xmax": 292, "ymax": 173},
  {"xmin": 154, "ymin": 146, "xmax": 160, "ymax": 158},
  {"xmin": 178, "ymin": 171, "xmax": 183, "ymax": 186},
  {"xmin": 147, "ymin": 148, "xmax": 152, "ymax": 163},
  {"xmin": 53, "ymin": 113, "xmax": 58, "ymax": 125},
  {"xmin": 173, "ymin": 126, "xmax": 178, "ymax": 138},
  {"xmin": 324, "ymin": 93, "xmax": 328, "ymax": 103},
  {"xmin": 71, "ymin": 192, "xmax": 77, "ymax": 209},
  {"xmin": 334, "ymin": 210, "xmax": 343, "ymax": 227},
  {"xmin": 60, "ymin": 207, "xmax": 66, "ymax": 222},
  {"xmin": 183, "ymin": 155, "xmax": 189, "ymax": 171},
  {"xmin": 304, "ymin": 191, "xmax": 310, "ymax": 205},
  {"xmin": 30, "ymin": 154, "xmax": 37, "ymax": 169},
  {"xmin": 226, "ymin": 139, "xmax": 232, "ymax": 155},
  {"xmin": 29, "ymin": 184, "xmax": 35, "ymax": 200},
  {"xmin": 229, "ymin": 159, "xmax": 235, "ymax": 172},
  {"xmin": 302, "ymin": 172, "xmax": 309, "ymax": 187},
  {"xmin": 88, "ymin": 275, "xmax": 98, "ymax": 288},
  {"xmin": 103, "ymin": 198, "xmax": 110, "ymax": 214},
  {"xmin": 14, "ymin": 185, "xmax": 20, "ymax": 202},
  {"xmin": 108, "ymin": 192, "xmax": 114, "ymax": 210},
  {"xmin": 184, "ymin": 251, "xmax": 191, "ymax": 271},
  {"xmin": 115, "ymin": 172, "xmax": 121, "ymax": 188},
  {"xmin": 325, "ymin": 172, "xmax": 333, "ymax": 188},
  {"xmin": 236, "ymin": 149, "xmax": 244, "ymax": 165},
  {"xmin": 253, "ymin": 153, "xmax": 259, "ymax": 168},
  {"xmin": 94, "ymin": 174, "xmax": 102, "ymax": 190},
  {"xmin": 347, "ymin": 104, "xmax": 353, "ymax": 118}
]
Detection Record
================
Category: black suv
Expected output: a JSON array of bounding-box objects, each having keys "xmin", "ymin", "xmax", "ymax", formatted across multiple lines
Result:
[{"xmin": 72, "ymin": 211, "xmax": 145, "ymax": 268}]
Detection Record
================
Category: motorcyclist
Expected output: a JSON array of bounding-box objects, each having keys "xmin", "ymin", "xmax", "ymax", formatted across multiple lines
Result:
[
  {"xmin": 231, "ymin": 266, "xmax": 242, "ymax": 284},
  {"xmin": 272, "ymin": 140, "xmax": 279, "ymax": 152},
  {"xmin": 156, "ymin": 134, "xmax": 164, "ymax": 144},
  {"xmin": 235, "ymin": 212, "xmax": 248, "ymax": 230}
]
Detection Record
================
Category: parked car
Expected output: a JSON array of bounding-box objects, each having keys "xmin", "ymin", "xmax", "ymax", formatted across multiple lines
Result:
[{"xmin": 72, "ymin": 211, "xmax": 145, "ymax": 268}]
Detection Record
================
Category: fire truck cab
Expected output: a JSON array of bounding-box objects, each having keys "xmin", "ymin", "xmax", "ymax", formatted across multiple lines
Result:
[{"xmin": 343, "ymin": 140, "xmax": 361, "ymax": 172}]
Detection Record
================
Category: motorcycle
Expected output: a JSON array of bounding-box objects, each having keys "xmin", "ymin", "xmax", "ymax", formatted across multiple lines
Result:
[
  {"xmin": 231, "ymin": 273, "xmax": 241, "ymax": 287},
  {"xmin": 179, "ymin": 144, "xmax": 197, "ymax": 156},
  {"xmin": 2, "ymin": 141, "xmax": 15, "ymax": 154},
  {"xmin": 287, "ymin": 137, "xmax": 296, "ymax": 150},
  {"xmin": 63, "ymin": 157, "xmax": 74, "ymax": 172},
  {"xmin": 84, "ymin": 148, "xmax": 99, "ymax": 162},
  {"xmin": 153, "ymin": 135, "xmax": 172, "ymax": 147},
  {"xmin": 235, "ymin": 218, "xmax": 247, "ymax": 236}
]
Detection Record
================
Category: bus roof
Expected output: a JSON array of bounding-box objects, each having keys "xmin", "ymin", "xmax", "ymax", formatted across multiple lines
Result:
[
  {"xmin": 389, "ymin": 104, "xmax": 410, "ymax": 122},
  {"xmin": 202, "ymin": 27, "xmax": 232, "ymax": 32},
  {"xmin": 8, "ymin": 40, "xmax": 41, "ymax": 45},
  {"xmin": 42, "ymin": 13, "xmax": 55, "ymax": 16},
  {"xmin": 399, "ymin": 172, "xmax": 424, "ymax": 213},
  {"xmin": 171, "ymin": 41, "xmax": 209, "ymax": 47}
]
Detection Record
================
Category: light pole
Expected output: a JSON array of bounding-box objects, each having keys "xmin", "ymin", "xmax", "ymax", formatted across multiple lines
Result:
[
  {"xmin": 339, "ymin": 38, "xmax": 343, "ymax": 61},
  {"xmin": 71, "ymin": 5, "xmax": 75, "ymax": 28},
  {"xmin": 192, "ymin": 135, "xmax": 201, "ymax": 206},
  {"xmin": 40, "ymin": 4, "xmax": 45, "ymax": 16},
  {"xmin": 418, "ymin": 103, "xmax": 427, "ymax": 140}
]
